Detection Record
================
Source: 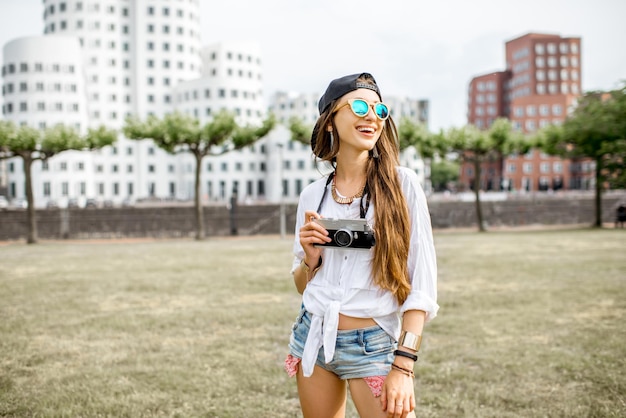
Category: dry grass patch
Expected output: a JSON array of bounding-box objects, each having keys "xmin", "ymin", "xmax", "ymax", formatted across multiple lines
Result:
[{"xmin": 1, "ymin": 229, "xmax": 625, "ymax": 417}]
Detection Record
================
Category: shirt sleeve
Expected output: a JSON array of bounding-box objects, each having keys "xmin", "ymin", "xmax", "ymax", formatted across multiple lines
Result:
[{"xmin": 399, "ymin": 168, "xmax": 439, "ymax": 321}]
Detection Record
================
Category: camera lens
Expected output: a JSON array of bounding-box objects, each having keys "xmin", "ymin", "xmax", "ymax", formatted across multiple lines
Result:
[{"xmin": 334, "ymin": 229, "xmax": 353, "ymax": 247}]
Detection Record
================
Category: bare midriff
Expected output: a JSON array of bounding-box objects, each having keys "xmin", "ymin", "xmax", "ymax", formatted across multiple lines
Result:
[{"xmin": 337, "ymin": 313, "xmax": 377, "ymax": 330}]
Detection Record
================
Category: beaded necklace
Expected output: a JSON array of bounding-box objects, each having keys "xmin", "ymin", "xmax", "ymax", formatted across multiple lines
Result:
[{"xmin": 331, "ymin": 175, "xmax": 365, "ymax": 205}]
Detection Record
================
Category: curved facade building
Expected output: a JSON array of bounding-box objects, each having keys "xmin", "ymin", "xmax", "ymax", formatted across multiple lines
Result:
[
  {"xmin": 2, "ymin": 35, "xmax": 92, "ymax": 204},
  {"xmin": 1, "ymin": 1, "xmax": 430, "ymax": 207}
]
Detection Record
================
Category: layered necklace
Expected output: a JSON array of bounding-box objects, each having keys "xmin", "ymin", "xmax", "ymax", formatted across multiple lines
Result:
[{"xmin": 331, "ymin": 175, "xmax": 365, "ymax": 205}]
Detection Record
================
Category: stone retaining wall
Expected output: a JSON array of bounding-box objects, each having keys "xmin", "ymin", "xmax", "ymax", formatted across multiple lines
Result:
[{"xmin": 1, "ymin": 194, "xmax": 625, "ymax": 241}]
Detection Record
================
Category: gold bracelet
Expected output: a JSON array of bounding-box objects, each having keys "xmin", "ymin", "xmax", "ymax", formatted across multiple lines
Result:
[
  {"xmin": 301, "ymin": 257, "xmax": 322, "ymax": 280},
  {"xmin": 398, "ymin": 330, "xmax": 422, "ymax": 352}
]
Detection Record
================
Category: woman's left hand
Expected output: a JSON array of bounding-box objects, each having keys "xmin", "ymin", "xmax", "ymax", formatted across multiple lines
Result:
[{"xmin": 380, "ymin": 368, "xmax": 415, "ymax": 418}]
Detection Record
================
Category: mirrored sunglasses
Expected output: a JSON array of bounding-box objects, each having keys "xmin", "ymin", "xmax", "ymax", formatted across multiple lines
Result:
[{"xmin": 334, "ymin": 99, "xmax": 390, "ymax": 121}]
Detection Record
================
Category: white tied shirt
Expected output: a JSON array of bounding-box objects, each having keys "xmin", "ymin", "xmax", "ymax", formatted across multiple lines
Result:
[{"xmin": 291, "ymin": 166, "xmax": 439, "ymax": 377}]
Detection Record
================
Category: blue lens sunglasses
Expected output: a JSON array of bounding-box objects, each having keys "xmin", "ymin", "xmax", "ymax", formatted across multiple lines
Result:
[{"xmin": 333, "ymin": 99, "xmax": 390, "ymax": 121}]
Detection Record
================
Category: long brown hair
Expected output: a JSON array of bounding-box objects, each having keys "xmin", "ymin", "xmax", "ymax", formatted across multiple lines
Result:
[{"xmin": 312, "ymin": 75, "xmax": 411, "ymax": 304}]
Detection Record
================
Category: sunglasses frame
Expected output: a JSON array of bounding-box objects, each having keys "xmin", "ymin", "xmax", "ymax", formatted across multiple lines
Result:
[{"xmin": 333, "ymin": 98, "xmax": 390, "ymax": 121}]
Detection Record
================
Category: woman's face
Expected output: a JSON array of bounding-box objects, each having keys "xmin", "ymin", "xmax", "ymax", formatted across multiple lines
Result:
[{"xmin": 330, "ymin": 88, "xmax": 384, "ymax": 156}]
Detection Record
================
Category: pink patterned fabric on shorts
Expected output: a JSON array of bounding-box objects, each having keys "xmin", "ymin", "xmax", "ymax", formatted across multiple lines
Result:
[
  {"xmin": 284, "ymin": 354, "xmax": 385, "ymax": 398},
  {"xmin": 284, "ymin": 354, "xmax": 301, "ymax": 377},
  {"xmin": 363, "ymin": 375, "xmax": 386, "ymax": 397}
]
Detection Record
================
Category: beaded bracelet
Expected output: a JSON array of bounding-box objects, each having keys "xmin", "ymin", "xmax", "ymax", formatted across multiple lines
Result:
[
  {"xmin": 394, "ymin": 349, "xmax": 418, "ymax": 362},
  {"xmin": 391, "ymin": 363, "xmax": 415, "ymax": 378}
]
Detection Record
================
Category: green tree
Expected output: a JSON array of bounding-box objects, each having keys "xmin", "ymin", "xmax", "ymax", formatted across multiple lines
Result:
[
  {"xmin": 442, "ymin": 118, "xmax": 528, "ymax": 232},
  {"xmin": 123, "ymin": 110, "xmax": 275, "ymax": 240},
  {"xmin": 536, "ymin": 85, "xmax": 626, "ymax": 227},
  {"xmin": 0, "ymin": 121, "xmax": 117, "ymax": 244},
  {"xmin": 430, "ymin": 160, "xmax": 460, "ymax": 191}
]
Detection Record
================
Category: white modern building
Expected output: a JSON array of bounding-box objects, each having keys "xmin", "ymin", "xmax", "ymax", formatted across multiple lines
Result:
[{"xmin": 1, "ymin": 0, "xmax": 432, "ymax": 207}]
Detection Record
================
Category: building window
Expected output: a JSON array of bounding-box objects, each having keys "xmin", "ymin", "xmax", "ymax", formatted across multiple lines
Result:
[
  {"xmin": 552, "ymin": 104, "xmax": 562, "ymax": 115},
  {"xmin": 523, "ymin": 163, "xmax": 533, "ymax": 174}
]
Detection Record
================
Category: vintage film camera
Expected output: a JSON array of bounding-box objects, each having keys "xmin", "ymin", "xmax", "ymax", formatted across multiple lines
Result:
[{"xmin": 314, "ymin": 218, "xmax": 376, "ymax": 250}]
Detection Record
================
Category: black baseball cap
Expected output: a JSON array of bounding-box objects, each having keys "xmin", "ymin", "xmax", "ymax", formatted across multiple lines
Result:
[
  {"xmin": 317, "ymin": 72, "xmax": 382, "ymax": 115},
  {"xmin": 311, "ymin": 73, "xmax": 382, "ymax": 155}
]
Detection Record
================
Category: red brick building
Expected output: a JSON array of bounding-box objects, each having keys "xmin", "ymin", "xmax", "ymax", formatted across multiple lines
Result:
[{"xmin": 463, "ymin": 32, "xmax": 595, "ymax": 192}]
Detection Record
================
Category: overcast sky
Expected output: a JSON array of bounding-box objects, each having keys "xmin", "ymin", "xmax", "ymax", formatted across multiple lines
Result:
[{"xmin": 1, "ymin": 0, "xmax": 625, "ymax": 131}]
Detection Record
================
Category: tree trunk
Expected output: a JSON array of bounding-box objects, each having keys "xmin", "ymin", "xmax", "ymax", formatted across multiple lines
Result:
[
  {"xmin": 194, "ymin": 152, "xmax": 204, "ymax": 240},
  {"xmin": 593, "ymin": 157, "xmax": 603, "ymax": 228},
  {"xmin": 24, "ymin": 156, "xmax": 38, "ymax": 244},
  {"xmin": 473, "ymin": 158, "xmax": 486, "ymax": 232}
]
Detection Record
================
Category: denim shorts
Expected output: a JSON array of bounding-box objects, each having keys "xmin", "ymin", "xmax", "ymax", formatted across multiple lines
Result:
[{"xmin": 288, "ymin": 308, "xmax": 395, "ymax": 380}]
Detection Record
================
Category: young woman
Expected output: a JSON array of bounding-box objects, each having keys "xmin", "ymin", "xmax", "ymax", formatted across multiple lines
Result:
[{"xmin": 285, "ymin": 73, "xmax": 439, "ymax": 418}]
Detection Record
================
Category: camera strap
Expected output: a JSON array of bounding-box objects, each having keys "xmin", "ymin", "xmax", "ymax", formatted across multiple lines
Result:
[{"xmin": 317, "ymin": 171, "xmax": 371, "ymax": 219}]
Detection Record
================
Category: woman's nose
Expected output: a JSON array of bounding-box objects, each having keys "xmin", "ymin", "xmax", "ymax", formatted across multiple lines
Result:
[{"xmin": 364, "ymin": 105, "xmax": 376, "ymax": 120}]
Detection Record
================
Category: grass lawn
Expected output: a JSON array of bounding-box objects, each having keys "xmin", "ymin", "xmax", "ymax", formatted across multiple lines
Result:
[{"xmin": 1, "ymin": 228, "xmax": 625, "ymax": 417}]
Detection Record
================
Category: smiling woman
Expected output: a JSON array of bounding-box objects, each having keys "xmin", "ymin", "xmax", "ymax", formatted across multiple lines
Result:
[{"xmin": 285, "ymin": 73, "xmax": 439, "ymax": 418}]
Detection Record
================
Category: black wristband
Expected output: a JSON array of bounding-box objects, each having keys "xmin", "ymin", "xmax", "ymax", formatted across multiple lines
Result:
[{"xmin": 394, "ymin": 349, "xmax": 418, "ymax": 362}]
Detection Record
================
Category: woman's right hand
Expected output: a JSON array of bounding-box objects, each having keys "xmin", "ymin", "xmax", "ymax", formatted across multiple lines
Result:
[{"xmin": 299, "ymin": 210, "xmax": 330, "ymax": 267}]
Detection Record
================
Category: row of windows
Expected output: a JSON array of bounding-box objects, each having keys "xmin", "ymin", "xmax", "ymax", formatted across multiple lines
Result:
[
  {"xmin": 44, "ymin": 2, "xmax": 129, "ymax": 17},
  {"xmin": 536, "ymin": 82, "xmax": 579, "ymax": 95},
  {"xmin": 147, "ymin": 5, "xmax": 197, "ymax": 20},
  {"xmin": 2, "ymin": 102, "xmax": 80, "ymax": 114},
  {"xmin": 536, "ymin": 69, "xmax": 579, "ymax": 82},
  {"xmin": 44, "ymin": 1, "xmax": 198, "ymax": 20},
  {"xmin": 473, "ymin": 93, "xmax": 498, "ymax": 104},
  {"xmin": 2, "ymin": 62, "xmax": 75, "ymax": 76},
  {"xmin": 514, "ymin": 104, "xmax": 563, "ymax": 117},
  {"xmin": 205, "ymin": 67, "xmax": 260, "ymax": 79},
  {"xmin": 178, "ymin": 88, "xmax": 259, "ymax": 102},
  {"xmin": 507, "ymin": 161, "xmax": 564, "ymax": 174},
  {"xmin": 512, "ymin": 41, "xmax": 579, "ymax": 62},
  {"xmin": 475, "ymin": 80, "xmax": 498, "ymax": 92},
  {"xmin": 536, "ymin": 55, "xmax": 579, "ymax": 68},
  {"xmin": 31, "ymin": 177, "xmax": 306, "ymax": 201},
  {"xmin": 535, "ymin": 42, "xmax": 579, "ymax": 55},
  {"xmin": 185, "ymin": 107, "xmax": 264, "ymax": 119},
  {"xmin": 147, "ymin": 41, "xmax": 196, "ymax": 54},
  {"xmin": 45, "ymin": 19, "xmax": 197, "ymax": 38},
  {"xmin": 207, "ymin": 51, "xmax": 261, "ymax": 65},
  {"xmin": 473, "ymin": 106, "xmax": 499, "ymax": 117},
  {"xmin": 2, "ymin": 82, "xmax": 78, "ymax": 95},
  {"xmin": 2, "ymin": 121, "xmax": 82, "ymax": 131},
  {"xmin": 512, "ymin": 119, "xmax": 563, "ymax": 132},
  {"xmin": 146, "ymin": 59, "xmax": 196, "ymax": 71}
]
